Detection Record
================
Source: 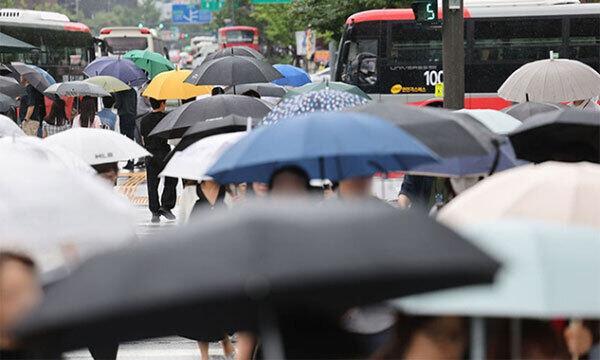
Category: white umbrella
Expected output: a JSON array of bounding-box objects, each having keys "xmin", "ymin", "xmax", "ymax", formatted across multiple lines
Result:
[
  {"xmin": 498, "ymin": 56, "xmax": 600, "ymax": 103},
  {"xmin": 0, "ymin": 114, "xmax": 25, "ymax": 137},
  {"xmin": 455, "ymin": 109, "xmax": 521, "ymax": 135},
  {"xmin": 44, "ymin": 81, "xmax": 110, "ymax": 97},
  {"xmin": 44, "ymin": 128, "xmax": 150, "ymax": 165},
  {"xmin": 160, "ymin": 132, "xmax": 246, "ymax": 180}
]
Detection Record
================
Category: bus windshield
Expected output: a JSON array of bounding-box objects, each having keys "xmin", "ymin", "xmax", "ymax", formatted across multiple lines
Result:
[
  {"xmin": 225, "ymin": 30, "xmax": 254, "ymax": 43},
  {"xmin": 104, "ymin": 37, "xmax": 148, "ymax": 54}
]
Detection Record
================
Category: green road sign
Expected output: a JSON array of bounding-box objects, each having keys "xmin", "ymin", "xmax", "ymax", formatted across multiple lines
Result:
[
  {"xmin": 411, "ymin": 0, "xmax": 439, "ymax": 23},
  {"xmin": 251, "ymin": 0, "xmax": 292, "ymax": 3},
  {"xmin": 201, "ymin": 0, "xmax": 224, "ymax": 11}
]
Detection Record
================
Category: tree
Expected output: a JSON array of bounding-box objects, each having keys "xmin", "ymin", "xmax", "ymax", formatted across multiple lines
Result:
[{"xmin": 251, "ymin": 4, "xmax": 301, "ymax": 47}]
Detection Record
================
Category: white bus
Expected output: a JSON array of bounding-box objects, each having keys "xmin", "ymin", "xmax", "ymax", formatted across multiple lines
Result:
[{"xmin": 98, "ymin": 26, "xmax": 165, "ymax": 56}]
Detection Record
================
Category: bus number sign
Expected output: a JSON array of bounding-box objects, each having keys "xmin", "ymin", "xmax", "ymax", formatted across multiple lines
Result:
[{"xmin": 411, "ymin": 0, "xmax": 439, "ymax": 23}]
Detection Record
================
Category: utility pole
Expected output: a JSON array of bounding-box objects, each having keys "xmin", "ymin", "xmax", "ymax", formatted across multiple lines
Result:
[{"xmin": 442, "ymin": 0, "xmax": 464, "ymax": 109}]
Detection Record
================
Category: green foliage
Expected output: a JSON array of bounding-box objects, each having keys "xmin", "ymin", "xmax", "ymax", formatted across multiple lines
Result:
[{"xmin": 251, "ymin": 4, "xmax": 301, "ymax": 46}]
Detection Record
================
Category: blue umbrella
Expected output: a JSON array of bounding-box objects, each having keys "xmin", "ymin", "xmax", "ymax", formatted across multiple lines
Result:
[
  {"xmin": 27, "ymin": 65, "xmax": 56, "ymax": 86},
  {"xmin": 272, "ymin": 64, "xmax": 311, "ymax": 87},
  {"xmin": 207, "ymin": 112, "xmax": 439, "ymax": 184},
  {"xmin": 262, "ymin": 89, "xmax": 368, "ymax": 125},
  {"xmin": 84, "ymin": 57, "xmax": 147, "ymax": 87}
]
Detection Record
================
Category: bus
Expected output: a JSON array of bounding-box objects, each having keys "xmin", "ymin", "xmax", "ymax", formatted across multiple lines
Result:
[
  {"xmin": 218, "ymin": 26, "xmax": 260, "ymax": 52},
  {"xmin": 333, "ymin": 2, "xmax": 600, "ymax": 108},
  {"xmin": 0, "ymin": 9, "xmax": 95, "ymax": 81},
  {"xmin": 98, "ymin": 27, "xmax": 166, "ymax": 57}
]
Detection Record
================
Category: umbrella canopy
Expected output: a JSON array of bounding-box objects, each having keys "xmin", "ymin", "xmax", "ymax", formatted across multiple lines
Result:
[
  {"xmin": 455, "ymin": 109, "xmax": 521, "ymax": 135},
  {"xmin": 262, "ymin": 89, "xmax": 369, "ymax": 125},
  {"xmin": 123, "ymin": 50, "xmax": 174, "ymax": 79},
  {"xmin": 185, "ymin": 56, "xmax": 283, "ymax": 86},
  {"xmin": 44, "ymin": 128, "xmax": 150, "ymax": 165},
  {"xmin": 0, "ymin": 32, "xmax": 37, "ymax": 52},
  {"xmin": 396, "ymin": 221, "xmax": 600, "ymax": 318},
  {"xmin": 204, "ymin": 46, "xmax": 265, "ymax": 62},
  {"xmin": 44, "ymin": 81, "xmax": 110, "ymax": 98},
  {"xmin": 0, "ymin": 93, "xmax": 17, "ymax": 113},
  {"xmin": 501, "ymin": 102, "xmax": 563, "ymax": 122},
  {"xmin": 0, "ymin": 75, "xmax": 25, "ymax": 98},
  {"xmin": 225, "ymin": 83, "xmax": 286, "ymax": 98},
  {"xmin": 273, "ymin": 64, "xmax": 312, "ymax": 87},
  {"xmin": 0, "ymin": 114, "xmax": 24, "ymax": 137},
  {"xmin": 83, "ymin": 76, "xmax": 130, "ymax": 93},
  {"xmin": 149, "ymin": 95, "xmax": 271, "ymax": 139},
  {"xmin": 84, "ymin": 58, "xmax": 147, "ymax": 87},
  {"xmin": 438, "ymin": 161, "xmax": 600, "ymax": 230},
  {"xmin": 10, "ymin": 63, "xmax": 55, "ymax": 93},
  {"xmin": 498, "ymin": 57, "xmax": 600, "ymax": 103},
  {"xmin": 15, "ymin": 200, "xmax": 498, "ymax": 353},
  {"xmin": 142, "ymin": 69, "xmax": 212, "ymax": 100},
  {"xmin": 161, "ymin": 132, "xmax": 246, "ymax": 180},
  {"xmin": 508, "ymin": 109, "xmax": 599, "ymax": 163},
  {"xmin": 285, "ymin": 81, "xmax": 371, "ymax": 100},
  {"xmin": 207, "ymin": 112, "xmax": 438, "ymax": 184}
]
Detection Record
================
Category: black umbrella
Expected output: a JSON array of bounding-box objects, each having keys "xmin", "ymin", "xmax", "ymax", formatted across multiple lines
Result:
[
  {"xmin": 502, "ymin": 102, "xmax": 564, "ymax": 122},
  {"xmin": 509, "ymin": 109, "xmax": 600, "ymax": 163},
  {"xmin": 185, "ymin": 56, "xmax": 283, "ymax": 87},
  {"xmin": 225, "ymin": 82, "xmax": 287, "ymax": 98},
  {"xmin": 204, "ymin": 47, "xmax": 265, "ymax": 62},
  {"xmin": 0, "ymin": 75, "xmax": 25, "ymax": 98},
  {"xmin": 149, "ymin": 95, "xmax": 271, "ymax": 138},
  {"xmin": 0, "ymin": 93, "xmax": 17, "ymax": 112},
  {"xmin": 15, "ymin": 200, "xmax": 498, "ymax": 355}
]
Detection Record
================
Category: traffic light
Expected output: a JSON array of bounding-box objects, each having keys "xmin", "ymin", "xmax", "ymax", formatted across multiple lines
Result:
[{"xmin": 411, "ymin": 0, "xmax": 439, "ymax": 23}]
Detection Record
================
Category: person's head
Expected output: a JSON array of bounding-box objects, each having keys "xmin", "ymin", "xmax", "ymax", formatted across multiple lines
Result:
[
  {"xmin": 19, "ymin": 75, "xmax": 28, "ymax": 86},
  {"xmin": 242, "ymin": 90, "xmax": 260, "ymax": 99},
  {"xmin": 149, "ymin": 97, "xmax": 166, "ymax": 112},
  {"xmin": 46, "ymin": 97, "xmax": 67, "ymax": 126},
  {"xmin": 91, "ymin": 162, "xmax": 119, "ymax": 186},
  {"xmin": 0, "ymin": 251, "xmax": 42, "ymax": 348},
  {"xmin": 338, "ymin": 176, "xmax": 372, "ymax": 199},
  {"xmin": 79, "ymin": 96, "xmax": 97, "ymax": 128},
  {"xmin": 102, "ymin": 96, "xmax": 115, "ymax": 109},
  {"xmin": 268, "ymin": 166, "xmax": 311, "ymax": 196},
  {"xmin": 211, "ymin": 87, "xmax": 225, "ymax": 96},
  {"xmin": 251, "ymin": 182, "xmax": 269, "ymax": 198},
  {"xmin": 181, "ymin": 97, "xmax": 196, "ymax": 104}
]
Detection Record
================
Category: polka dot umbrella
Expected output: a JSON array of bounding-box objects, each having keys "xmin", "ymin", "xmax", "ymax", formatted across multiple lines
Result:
[{"xmin": 261, "ymin": 89, "xmax": 369, "ymax": 125}]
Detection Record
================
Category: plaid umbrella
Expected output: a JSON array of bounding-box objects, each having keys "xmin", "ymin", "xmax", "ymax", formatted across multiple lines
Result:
[{"xmin": 262, "ymin": 89, "xmax": 369, "ymax": 125}]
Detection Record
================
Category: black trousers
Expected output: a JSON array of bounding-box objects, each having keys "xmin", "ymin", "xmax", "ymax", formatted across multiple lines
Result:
[
  {"xmin": 145, "ymin": 154, "xmax": 177, "ymax": 214},
  {"xmin": 119, "ymin": 114, "xmax": 135, "ymax": 140}
]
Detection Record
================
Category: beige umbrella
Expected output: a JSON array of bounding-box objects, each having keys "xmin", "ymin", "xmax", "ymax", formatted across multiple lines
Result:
[
  {"xmin": 498, "ymin": 55, "xmax": 600, "ymax": 103},
  {"xmin": 438, "ymin": 162, "xmax": 600, "ymax": 230}
]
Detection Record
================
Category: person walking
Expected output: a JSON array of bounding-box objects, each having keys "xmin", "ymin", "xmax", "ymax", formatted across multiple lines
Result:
[
  {"xmin": 114, "ymin": 88, "xmax": 138, "ymax": 170},
  {"xmin": 139, "ymin": 98, "xmax": 177, "ymax": 223},
  {"xmin": 42, "ymin": 97, "xmax": 70, "ymax": 138},
  {"xmin": 97, "ymin": 96, "xmax": 120, "ymax": 132},
  {"xmin": 72, "ymin": 96, "xmax": 102, "ymax": 128},
  {"xmin": 20, "ymin": 76, "xmax": 46, "ymax": 137}
]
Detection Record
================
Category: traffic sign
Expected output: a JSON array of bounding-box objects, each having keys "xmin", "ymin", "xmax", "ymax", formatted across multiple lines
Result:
[
  {"xmin": 435, "ymin": 82, "xmax": 444, "ymax": 97},
  {"xmin": 411, "ymin": 0, "xmax": 439, "ymax": 23},
  {"xmin": 201, "ymin": 0, "xmax": 224, "ymax": 11},
  {"xmin": 172, "ymin": 4, "xmax": 212, "ymax": 24}
]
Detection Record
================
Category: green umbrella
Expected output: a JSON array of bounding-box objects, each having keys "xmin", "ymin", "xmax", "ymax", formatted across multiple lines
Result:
[
  {"xmin": 83, "ymin": 75, "xmax": 130, "ymax": 93},
  {"xmin": 123, "ymin": 50, "xmax": 174, "ymax": 79},
  {"xmin": 285, "ymin": 80, "xmax": 371, "ymax": 100}
]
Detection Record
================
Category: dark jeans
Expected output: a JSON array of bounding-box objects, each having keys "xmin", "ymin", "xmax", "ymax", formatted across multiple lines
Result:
[
  {"xmin": 119, "ymin": 114, "xmax": 135, "ymax": 140},
  {"xmin": 145, "ymin": 154, "xmax": 177, "ymax": 214}
]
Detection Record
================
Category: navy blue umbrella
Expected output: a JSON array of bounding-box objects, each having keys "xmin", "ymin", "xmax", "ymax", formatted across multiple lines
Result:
[
  {"xmin": 207, "ymin": 112, "xmax": 438, "ymax": 184},
  {"xmin": 273, "ymin": 64, "xmax": 311, "ymax": 87},
  {"xmin": 84, "ymin": 58, "xmax": 147, "ymax": 87}
]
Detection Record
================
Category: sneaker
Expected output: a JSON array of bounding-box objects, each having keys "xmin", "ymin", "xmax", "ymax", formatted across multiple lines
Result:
[
  {"xmin": 151, "ymin": 213, "xmax": 161, "ymax": 223},
  {"xmin": 123, "ymin": 162, "xmax": 134, "ymax": 171},
  {"xmin": 159, "ymin": 208, "xmax": 176, "ymax": 221}
]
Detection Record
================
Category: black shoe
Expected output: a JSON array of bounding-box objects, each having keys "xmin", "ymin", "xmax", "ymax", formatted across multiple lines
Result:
[
  {"xmin": 159, "ymin": 208, "xmax": 176, "ymax": 220},
  {"xmin": 151, "ymin": 213, "xmax": 161, "ymax": 223},
  {"xmin": 123, "ymin": 162, "xmax": 134, "ymax": 171}
]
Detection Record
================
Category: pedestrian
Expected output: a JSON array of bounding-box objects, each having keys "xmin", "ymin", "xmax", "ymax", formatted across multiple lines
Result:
[
  {"xmin": 20, "ymin": 76, "xmax": 46, "ymax": 137},
  {"xmin": 338, "ymin": 176, "xmax": 373, "ymax": 200},
  {"xmin": 114, "ymin": 88, "xmax": 138, "ymax": 170},
  {"xmin": 397, "ymin": 175, "xmax": 455, "ymax": 212},
  {"xmin": 42, "ymin": 97, "xmax": 70, "ymax": 138},
  {"xmin": 91, "ymin": 162, "xmax": 120, "ymax": 186},
  {"xmin": 72, "ymin": 96, "xmax": 102, "ymax": 128},
  {"xmin": 268, "ymin": 166, "xmax": 311, "ymax": 196},
  {"xmin": 139, "ymin": 97, "xmax": 177, "ymax": 223},
  {"xmin": 97, "ymin": 96, "xmax": 120, "ymax": 132},
  {"xmin": 241, "ymin": 89, "xmax": 260, "ymax": 99}
]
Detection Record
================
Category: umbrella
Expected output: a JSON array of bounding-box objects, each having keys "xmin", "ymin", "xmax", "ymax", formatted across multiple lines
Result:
[
  {"xmin": 15, "ymin": 200, "xmax": 498, "ymax": 354},
  {"xmin": 207, "ymin": 112, "xmax": 439, "ymax": 184},
  {"xmin": 455, "ymin": 109, "xmax": 521, "ymax": 135},
  {"xmin": 10, "ymin": 63, "xmax": 55, "ymax": 93},
  {"xmin": 84, "ymin": 58, "xmax": 147, "ymax": 87},
  {"xmin": 0, "ymin": 93, "xmax": 17, "ymax": 113},
  {"xmin": 273, "ymin": 64, "xmax": 312, "ymax": 87},
  {"xmin": 498, "ymin": 57, "xmax": 600, "ymax": 103},
  {"xmin": 0, "ymin": 114, "xmax": 24, "ymax": 137},
  {"xmin": 149, "ymin": 95, "xmax": 271, "ymax": 139},
  {"xmin": 0, "ymin": 75, "xmax": 25, "ymax": 98},
  {"xmin": 285, "ymin": 81, "xmax": 371, "ymax": 100},
  {"xmin": 204, "ymin": 47, "xmax": 265, "ymax": 62},
  {"xmin": 44, "ymin": 128, "xmax": 150, "ymax": 165},
  {"xmin": 161, "ymin": 132, "xmax": 246, "ymax": 180},
  {"xmin": 83, "ymin": 76, "xmax": 130, "ymax": 93},
  {"xmin": 225, "ymin": 83, "xmax": 286, "ymax": 98},
  {"xmin": 508, "ymin": 109, "xmax": 599, "ymax": 163},
  {"xmin": 142, "ymin": 69, "xmax": 212, "ymax": 100},
  {"xmin": 123, "ymin": 50, "xmax": 174, "ymax": 79},
  {"xmin": 185, "ymin": 56, "xmax": 283, "ymax": 87},
  {"xmin": 438, "ymin": 161, "xmax": 600, "ymax": 230},
  {"xmin": 262, "ymin": 89, "xmax": 369, "ymax": 125},
  {"xmin": 501, "ymin": 102, "xmax": 563, "ymax": 122},
  {"xmin": 0, "ymin": 32, "xmax": 37, "ymax": 52},
  {"xmin": 396, "ymin": 221, "xmax": 600, "ymax": 318},
  {"xmin": 43, "ymin": 81, "xmax": 110, "ymax": 98}
]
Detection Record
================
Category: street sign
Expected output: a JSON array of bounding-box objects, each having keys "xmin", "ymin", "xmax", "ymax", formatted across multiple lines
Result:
[
  {"xmin": 435, "ymin": 82, "xmax": 444, "ymax": 97},
  {"xmin": 251, "ymin": 0, "xmax": 292, "ymax": 3},
  {"xmin": 200, "ymin": 0, "xmax": 224, "ymax": 11},
  {"xmin": 411, "ymin": 0, "xmax": 439, "ymax": 23},
  {"xmin": 172, "ymin": 4, "xmax": 212, "ymax": 24}
]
